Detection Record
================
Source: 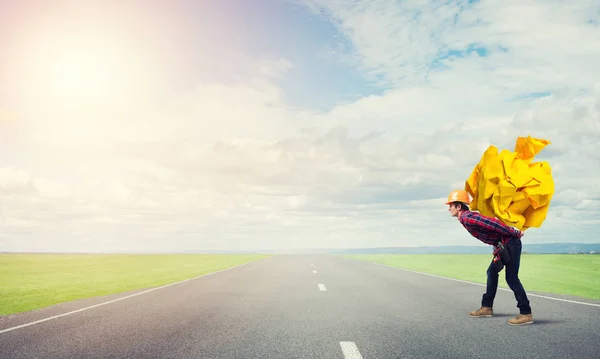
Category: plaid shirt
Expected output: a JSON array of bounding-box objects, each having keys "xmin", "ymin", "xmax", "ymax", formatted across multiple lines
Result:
[{"xmin": 459, "ymin": 210, "xmax": 521, "ymax": 246}]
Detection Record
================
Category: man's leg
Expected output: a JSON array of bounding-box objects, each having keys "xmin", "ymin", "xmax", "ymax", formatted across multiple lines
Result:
[
  {"xmin": 469, "ymin": 258, "xmax": 499, "ymax": 317},
  {"xmin": 505, "ymin": 238, "xmax": 533, "ymax": 325},
  {"xmin": 482, "ymin": 258, "xmax": 500, "ymax": 308}
]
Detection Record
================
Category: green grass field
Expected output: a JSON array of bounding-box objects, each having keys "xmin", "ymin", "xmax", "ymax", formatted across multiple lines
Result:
[
  {"xmin": 2, "ymin": 253, "xmax": 598, "ymax": 317},
  {"xmin": 0, "ymin": 253, "xmax": 270, "ymax": 316},
  {"xmin": 342, "ymin": 254, "xmax": 600, "ymax": 300}
]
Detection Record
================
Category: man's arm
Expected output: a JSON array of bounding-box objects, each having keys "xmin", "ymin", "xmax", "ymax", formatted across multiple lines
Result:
[{"xmin": 461, "ymin": 212, "xmax": 522, "ymax": 238}]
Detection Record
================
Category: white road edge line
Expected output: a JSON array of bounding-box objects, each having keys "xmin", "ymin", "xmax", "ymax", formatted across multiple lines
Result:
[
  {"xmin": 318, "ymin": 283, "xmax": 327, "ymax": 291},
  {"xmin": 340, "ymin": 341, "xmax": 363, "ymax": 359},
  {"xmin": 0, "ymin": 259, "xmax": 264, "ymax": 335},
  {"xmin": 369, "ymin": 262, "xmax": 600, "ymax": 308}
]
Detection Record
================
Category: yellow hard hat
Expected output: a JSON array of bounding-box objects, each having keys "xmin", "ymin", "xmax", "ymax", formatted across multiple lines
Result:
[{"xmin": 445, "ymin": 189, "xmax": 470, "ymax": 205}]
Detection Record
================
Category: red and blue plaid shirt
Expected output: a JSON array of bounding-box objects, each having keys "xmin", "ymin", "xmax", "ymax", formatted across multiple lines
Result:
[{"xmin": 459, "ymin": 210, "xmax": 521, "ymax": 246}]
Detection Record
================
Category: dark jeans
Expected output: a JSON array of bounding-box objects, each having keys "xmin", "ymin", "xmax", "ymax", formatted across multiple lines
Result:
[{"xmin": 481, "ymin": 238, "xmax": 532, "ymax": 314}]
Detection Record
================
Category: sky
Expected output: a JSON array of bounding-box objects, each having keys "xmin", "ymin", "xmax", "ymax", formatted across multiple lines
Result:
[{"xmin": 0, "ymin": 0, "xmax": 599, "ymax": 253}]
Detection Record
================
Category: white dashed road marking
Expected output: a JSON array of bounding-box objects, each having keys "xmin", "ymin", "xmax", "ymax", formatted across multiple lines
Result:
[
  {"xmin": 340, "ymin": 341, "xmax": 363, "ymax": 359},
  {"xmin": 318, "ymin": 284, "xmax": 327, "ymax": 291}
]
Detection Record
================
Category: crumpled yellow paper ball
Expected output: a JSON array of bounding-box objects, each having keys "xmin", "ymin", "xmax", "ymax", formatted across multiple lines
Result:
[{"xmin": 465, "ymin": 136, "xmax": 554, "ymax": 231}]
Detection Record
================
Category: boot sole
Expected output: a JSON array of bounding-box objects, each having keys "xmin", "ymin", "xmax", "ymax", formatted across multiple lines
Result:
[
  {"xmin": 469, "ymin": 314, "xmax": 493, "ymax": 318},
  {"xmin": 508, "ymin": 320, "xmax": 534, "ymax": 326}
]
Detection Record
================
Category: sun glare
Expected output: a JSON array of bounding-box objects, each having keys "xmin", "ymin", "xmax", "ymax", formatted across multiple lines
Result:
[
  {"xmin": 19, "ymin": 34, "xmax": 138, "ymax": 145},
  {"xmin": 46, "ymin": 48, "xmax": 117, "ymax": 106},
  {"xmin": 56, "ymin": 41, "xmax": 133, "ymax": 108},
  {"xmin": 5, "ymin": 4, "xmax": 171, "ymax": 147},
  {"xmin": 23, "ymin": 25, "xmax": 141, "ymax": 109},
  {"xmin": 55, "ymin": 57, "xmax": 111, "ymax": 96}
]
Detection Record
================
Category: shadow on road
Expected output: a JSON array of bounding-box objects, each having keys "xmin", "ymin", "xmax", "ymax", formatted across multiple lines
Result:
[
  {"xmin": 490, "ymin": 314, "xmax": 567, "ymax": 325},
  {"xmin": 529, "ymin": 319, "xmax": 567, "ymax": 325}
]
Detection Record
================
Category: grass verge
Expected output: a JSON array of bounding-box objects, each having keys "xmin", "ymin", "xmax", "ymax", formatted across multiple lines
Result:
[
  {"xmin": 0, "ymin": 253, "xmax": 270, "ymax": 316},
  {"xmin": 341, "ymin": 254, "xmax": 600, "ymax": 300}
]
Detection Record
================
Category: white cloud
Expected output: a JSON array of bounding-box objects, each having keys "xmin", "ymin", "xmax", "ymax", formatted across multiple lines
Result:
[
  {"xmin": 0, "ymin": 167, "xmax": 30, "ymax": 190},
  {"xmin": 304, "ymin": 0, "xmax": 600, "ymax": 89},
  {"xmin": 1, "ymin": 1, "xmax": 599, "ymax": 252},
  {"xmin": 32, "ymin": 178, "xmax": 70, "ymax": 199}
]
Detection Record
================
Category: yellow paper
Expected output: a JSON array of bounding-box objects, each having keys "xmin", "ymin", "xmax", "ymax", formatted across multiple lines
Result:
[{"xmin": 465, "ymin": 136, "xmax": 554, "ymax": 230}]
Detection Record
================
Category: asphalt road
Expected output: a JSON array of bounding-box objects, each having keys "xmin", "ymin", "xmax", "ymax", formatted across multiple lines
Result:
[{"xmin": 1, "ymin": 255, "xmax": 599, "ymax": 358}]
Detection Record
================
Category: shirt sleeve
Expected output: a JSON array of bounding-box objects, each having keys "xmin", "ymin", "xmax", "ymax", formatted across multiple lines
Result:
[{"xmin": 462, "ymin": 212, "xmax": 520, "ymax": 238}]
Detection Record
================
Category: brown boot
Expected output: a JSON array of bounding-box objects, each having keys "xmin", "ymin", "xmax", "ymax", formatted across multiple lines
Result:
[
  {"xmin": 469, "ymin": 306, "xmax": 493, "ymax": 317},
  {"xmin": 508, "ymin": 313, "xmax": 533, "ymax": 326}
]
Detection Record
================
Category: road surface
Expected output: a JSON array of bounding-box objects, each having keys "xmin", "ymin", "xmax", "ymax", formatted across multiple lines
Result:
[{"xmin": 1, "ymin": 255, "xmax": 599, "ymax": 358}]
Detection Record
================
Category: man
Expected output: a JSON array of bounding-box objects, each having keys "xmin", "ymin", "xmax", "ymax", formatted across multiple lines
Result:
[{"xmin": 446, "ymin": 189, "xmax": 534, "ymax": 326}]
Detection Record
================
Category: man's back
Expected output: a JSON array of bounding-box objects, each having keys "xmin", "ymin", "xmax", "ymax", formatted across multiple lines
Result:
[{"xmin": 459, "ymin": 210, "xmax": 521, "ymax": 246}]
